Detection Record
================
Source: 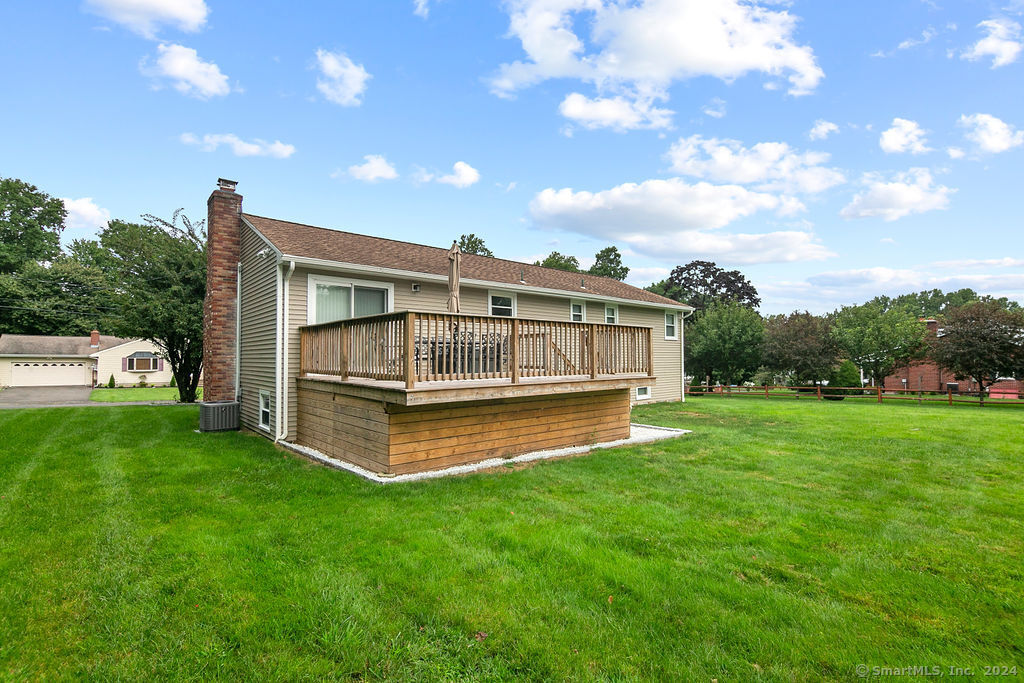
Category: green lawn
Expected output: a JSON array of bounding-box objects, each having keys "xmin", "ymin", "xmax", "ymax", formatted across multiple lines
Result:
[
  {"xmin": 89, "ymin": 386, "xmax": 201, "ymax": 402},
  {"xmin": 1, "ymin": 400, "xmax": 1021, "ymax": 679}
]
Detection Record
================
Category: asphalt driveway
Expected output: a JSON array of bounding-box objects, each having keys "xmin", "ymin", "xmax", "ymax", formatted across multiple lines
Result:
[{"xmin": 0, "ymin": 385, "xmax": 94, "ymax": 408}]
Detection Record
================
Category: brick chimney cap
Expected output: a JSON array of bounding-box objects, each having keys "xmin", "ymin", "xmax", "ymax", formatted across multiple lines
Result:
[{"xmin": 217, "ymin": 178, "xmax": 238, "ymax": 192}]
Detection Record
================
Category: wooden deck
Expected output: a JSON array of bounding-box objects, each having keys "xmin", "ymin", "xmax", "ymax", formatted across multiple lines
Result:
[
  {"xmin": 294, "ymin": 310, "xmax": 656, "ymax": 474},
  {"xmin": 296, "ymin": 379, "xmax": 634, "ymax": 475},
  {"xmin": 300, "ymin": 371, "xmax": 653, "ymax": 405}
]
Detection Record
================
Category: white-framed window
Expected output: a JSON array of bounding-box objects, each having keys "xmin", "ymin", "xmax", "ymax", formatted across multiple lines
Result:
[
  {"xmin": 604, "ymin": 304, "xmax": 618, "ymax": 324},
  {"xmin": 665, "ymin": 311, "xmax": 678, "ymax": 340},
  {"xmin": 570, "ymin": 300, "xmax": 586, "ymax": 323},
  {"xmin": 126, "ymin": 351, "xmax": 158, "ymax": 371},
  {"xmin": 259, "ymin": 391, "xmax": 271, "ymax": 431},
  {"xmin": 307, "ymin": 274, "xmax": 394, "ymax": 324},
  {"xmin": 635, "ymin": 386, "xmax": 651, "ymax": 400},
  {"xmin": 488, "ymin": 290, "xmax": 517, "ymax": 317}
]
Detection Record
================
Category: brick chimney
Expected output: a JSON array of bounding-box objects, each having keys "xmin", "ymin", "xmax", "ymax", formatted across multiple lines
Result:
[
  {"xmin": 90, "ymin": 329, "xmax": 100, "ymax": 347},
  {"xmin": 203, "ymin": 178, "xmax": 242, "ymax": 402}
]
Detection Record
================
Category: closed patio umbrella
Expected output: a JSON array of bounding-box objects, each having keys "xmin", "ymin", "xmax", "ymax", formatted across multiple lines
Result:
[{"xmin": 447, "ymin": 241, "xmax": 461, "ymax": 313}]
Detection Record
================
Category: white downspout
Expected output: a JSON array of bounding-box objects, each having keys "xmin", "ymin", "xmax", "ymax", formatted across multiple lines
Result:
[
  {"xmin": 235, "ymin": 262, "xmax": 242, "ymax": 400},
  {"xmin": 276, "ymin": 260, "xmax": 295, "ymax": 442},
  {"xmin": 680, "ymin": 309, "xmax": 693, "ymax": 402}
]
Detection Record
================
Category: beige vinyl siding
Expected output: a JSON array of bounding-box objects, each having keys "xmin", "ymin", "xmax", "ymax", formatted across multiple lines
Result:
[
  {"xmin": 94, "ymin": 339, "xmax": 174, "ymax": 387},
  {"xmin": 618, "ymin": 305, "xmax": 682, "ymax": 403},
  {"xmin": 0, "ymin": 359, "xmax": 10, "ymax": 386},
  {"xmin": 239, "ymin": 225, "xmax": 278, "ymax": 434},
  {"xmin": 281, "ymin": 267, "xmax": 685, "ymax": 438}
]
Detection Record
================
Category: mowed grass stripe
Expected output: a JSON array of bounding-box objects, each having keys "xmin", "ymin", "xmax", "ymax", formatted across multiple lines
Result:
[{"xmin": 0, "ymin": 400, "xmax": 1021, "ymax": 679}]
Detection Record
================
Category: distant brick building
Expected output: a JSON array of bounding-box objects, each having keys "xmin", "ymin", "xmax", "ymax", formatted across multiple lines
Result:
[{"xmin": 882, "ymin": 319, "xmax": 1021, "ymax": 396}]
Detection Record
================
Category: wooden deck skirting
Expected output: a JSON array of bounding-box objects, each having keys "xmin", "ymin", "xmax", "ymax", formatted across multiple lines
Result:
[{"xmin": 296, "ymin": 378, "xmax": 634, "ymax": 475}]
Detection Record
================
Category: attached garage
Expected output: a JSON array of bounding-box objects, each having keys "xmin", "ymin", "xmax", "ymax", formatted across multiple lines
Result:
[{"xmin": 10, "ymin": 361, "xmax": 89, "ymax": 387}]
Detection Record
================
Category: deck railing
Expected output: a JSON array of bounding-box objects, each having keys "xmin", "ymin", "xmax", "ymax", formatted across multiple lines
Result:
[{"xmin": 299, "ymin": 311, "xmax": 654, "ymax": 389}]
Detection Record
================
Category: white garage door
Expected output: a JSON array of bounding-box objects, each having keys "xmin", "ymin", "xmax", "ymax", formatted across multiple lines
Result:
[{"xmin": 11, "ymin": 361, "xmax": 88, "ymax": 387}]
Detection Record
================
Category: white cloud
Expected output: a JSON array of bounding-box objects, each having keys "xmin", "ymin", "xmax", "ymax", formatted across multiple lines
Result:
[
  {"xmin": 528, "ymin": 178, "xmax": 831, "ymax": 264},
  {"xmin": 958, "ymin": 113, "xmax": 1024, "ymax": 153},
  {"xmin": 489, "ymin": 0, "xmax": 824, "ymax": 126},
  {"xmin": 898, "ymin": 26, "xmax": 937, "ymax": 50},
  {"xmin": 84, "ymin": 0, "xmax": 208, "ymax": 38},
  {"xmin": 180, "ymin": 132, "xmax": 295, "ymax": 158},
  {"xmin": 559, "ymin": 92, "xmax": 673, "ymax": 131},
  {"xmin": 961, "ymin": 18, "xmax": 1022, "ymax": 68},
  {"xmin": 879, "ymin": 118, "xmax": 932, "ymax": 154},
  {"xmin": 315, "ymin": 49, "xmax": 370, "ymax": 106},
  {"xmin": 413, "ymin": 0, "xmax": 431, "ymax": 18},
  {"xmin": 840, "ymin": 168, "xmax": 953, "ymax": 221},
  {"xmin": 347, "ymin": 155, "xmax": 398, "ymax": 182},
  {"xmin": 761, "ymin": 267, "xmax": 1024, "ymax": 314},
  {"xmin": 808, "ymin": 119, "xmax": 838, "ymax": 140},
  {"xmin": 946, "ymin": 146, "xmax": 965, "ymax": 159},
  {"xmin": 625, "ymin": 265, "xmax": 671, "ymax": 288},
  {"xmin": 666, "ymin": 135, "xmax": 845, "ymax": 195},
  {"xmin": 62, "ymin": 197, "xmax": 110, "ymax": 233},
  {"xmin": 437, "ymin": 161, "xmax": 480, "ymax": 188},
  {"xmin": 141, "ymin": 43, "xmax": 230, "ymax": 98},
  {"xmin": 702, "ymin": 97, "xmax": 727, "ymax": 119},
  {"xmin": 932, "ymin": 257, "xmax": 1024, "ymax": 268},
  {"xmin": 806, "ymin": 267, "xmax": 1024, "ymax": 299}
]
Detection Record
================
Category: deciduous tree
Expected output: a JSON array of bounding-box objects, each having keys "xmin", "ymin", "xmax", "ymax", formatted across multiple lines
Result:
[
  {"xmin": 98, "ymin": 211, "xmax": 206, "ymax": 403},
  {"xmin": 929, "ymin": 301, "xmax": 1024, "ymax": 405},
  {"xmin": 688, "ymin": 302, "xmax": 764, "ymax": 385},
  {"xmin": 534, "ymin": 251, "xmax": 581, "ymax": 272},
  {"xmin": 651, "ymin": 260, "xmax": 760, "ymax": 313},
  {"xmin": 0, "ymin": 177, "xmax": 66, "ymax": 274},
  {"xmin": 763, "ymin": 311, "xmax": 838, "ymax": 384},
  {"xmin": 832, "ymin": 302, "xmax": 926, "ymax": 385},
  {"xmin": 588, "ymin": 246, "xmax": 629, "ymax": 281}
]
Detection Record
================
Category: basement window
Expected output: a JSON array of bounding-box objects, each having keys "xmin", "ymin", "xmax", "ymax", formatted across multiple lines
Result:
[
  {"xmin": 635, "ymin": 386, "xmax": 651, "ymax": 400},
  {"xmin": 259, "ymin": 391, "xmax": 271, "ymax": 431}
]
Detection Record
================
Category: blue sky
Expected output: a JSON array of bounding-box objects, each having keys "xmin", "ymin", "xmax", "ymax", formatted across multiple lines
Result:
[{"xmin": 1, "ymin": 0, "xmax": 1022, "ymax": 313}]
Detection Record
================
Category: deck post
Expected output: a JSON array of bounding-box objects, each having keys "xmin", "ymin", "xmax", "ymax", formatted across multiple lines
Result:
[
  {"xmin": 404, "ymin": 311, "xmax": 416, "ymax": 389},
  {"xmin": 588, "ymin": 324, "xmax": 598, "ymax": 379},
  {"xmin": 340, "ymin": 323, "xmax": 350, "ymax": 381},
  {"xmin": 510, "ymin": 319, "xmax": 520, "ymax": 384},
  {"xmin": 299, "ymin": 329, "xmax": 307, "ymax": 376},
  {"xmin": 647, "ymin": 327, "xmax": 655, "ymax": 377}
]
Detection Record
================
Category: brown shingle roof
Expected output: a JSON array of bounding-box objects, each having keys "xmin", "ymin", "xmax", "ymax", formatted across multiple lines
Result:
[
  {"xmin": 0, "ymin": 334, "xmax": 132, "ymax": 356},
  {"xmin": 243, "ymin": 214, "xmax": 687, "ymax": 308}
]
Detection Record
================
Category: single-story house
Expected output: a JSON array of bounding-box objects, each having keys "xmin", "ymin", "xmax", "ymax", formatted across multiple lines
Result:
[
  {"xmin": 202, "ymin": 179, "xmax": 693, "ymax": 474},
  {"xmin": 0, "ymin": 331, "xmax": 173, "ymax": 388}
]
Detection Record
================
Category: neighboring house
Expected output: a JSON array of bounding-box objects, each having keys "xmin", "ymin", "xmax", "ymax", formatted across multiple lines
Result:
[
  {"xmin": 882, "ymin": 319, "xmax": 1021, "ymax": 396},
  {"xmin": 202, "ymin": 179, "xmax": 693, "ymax": 474},
  {"xmin": 0, "ymin": 330, "xmax": 173, "ymax": 388}
]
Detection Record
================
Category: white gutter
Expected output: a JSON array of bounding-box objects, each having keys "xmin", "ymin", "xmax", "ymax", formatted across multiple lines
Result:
[
  {"xmin": 273, "ymin": 261, "xmax": 283, "ymax": 438},
  {"xmin": 278, "ymin": 254, "xmax": 694, "ymax": 313},
  {"xmin": 235, "ymin": 262, "xmax": 242, "ymax": 400},
  {"xmin": 276, "ymin": 260, "xmax": 295, "ymax": 442},
  {"xmin": 680, "ymin": 309, "xmax": 694, "ymax": 402}
]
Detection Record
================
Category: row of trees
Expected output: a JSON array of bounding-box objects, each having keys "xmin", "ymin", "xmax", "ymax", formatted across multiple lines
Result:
[
  {"xmin": 0, "ymin": 177, "xmax": 205, "ymax": 401},
  {"xmin": 456, "ymin": 233, "xmax": 631, "ymax": 281},
  {"xmin": 686, "ymin": 296, "xmax": 1024, "ymax": 404}
]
